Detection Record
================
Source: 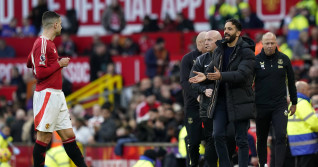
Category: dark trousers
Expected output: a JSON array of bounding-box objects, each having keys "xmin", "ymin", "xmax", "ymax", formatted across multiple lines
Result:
[
  {"xmin": 213, "ymin": 99, "xmax": 250, "ymax": 167},
  {"xmin": 295, "ymin": 154, "xmax": 317, "ymax": 167},
  {"xmin": 256, "ymin": 104, "xmax": 288, "ymax": 167},
  {"xmin": 202, "ymin": 117, "xmax": 218, "ymax": 167},
  {"xmin": 185, "ymin": 107, "xmax": 202, "ymax": 167}
]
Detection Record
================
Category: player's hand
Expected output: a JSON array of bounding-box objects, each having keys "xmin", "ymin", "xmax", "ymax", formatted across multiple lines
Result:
[
  {"xmin": 197, "ymin": 95, "xmax": 200, "ymax": 102},
  {"xmin": 205, "ymin": 89, "xmax": 213, "ymax": 97},
  {"xmin": 58, "ymin": 57, "xmax": 70, "ymax": 67},
  {"xmin": 207, "ymin": 66, "xmax": 221, "ymax": 80},
  {"xmin": 288, "ymin": 105, "xmax": 296, "ymax": 116},
  {"xmin": 189, "ymin": 71, "xmax": 206, "ymax": 83}
]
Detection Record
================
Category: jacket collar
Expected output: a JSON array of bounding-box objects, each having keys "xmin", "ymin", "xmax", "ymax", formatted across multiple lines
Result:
[
  {"xmin": 297, "ymin": 92, "xmax": 311, "ymax": 103},
  {"xmin": 195, "ymin": 48, "xmax": 202, "ymax": 55},
  {"xmin": 260, "ymin": 48, "xmax": 279, "ymax": 59}
]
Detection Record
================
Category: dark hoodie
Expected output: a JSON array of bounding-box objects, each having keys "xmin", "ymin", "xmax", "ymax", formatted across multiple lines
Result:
[
  {"xmin": 205, "ymin": 37, "xmax": 256, "ymax": 121},
  {"xmin": 255, "ymin": 48, "xmax": 297, "ymax": 107}
]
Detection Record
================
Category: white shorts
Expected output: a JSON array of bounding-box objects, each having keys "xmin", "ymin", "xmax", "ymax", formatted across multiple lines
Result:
[{"xmin": 33, "ymin": 88, "xmax": 72, "ymax": 132}]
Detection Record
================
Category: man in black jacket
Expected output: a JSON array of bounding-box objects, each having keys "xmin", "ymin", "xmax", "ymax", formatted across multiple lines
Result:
[
  {"xmin": 190, "ymin": 18, "xmax": 255, "ymax": 167},
  {"xmin": 189, "ymin": 30, "xmax": 222, "ymax": 167},
  {"xmin": 254, "ymin": 32, "xmax": 297, "ymax": 167},
  {"xmin": 180, "ymin": 31, "xmax": 206, "ymax": 167}
]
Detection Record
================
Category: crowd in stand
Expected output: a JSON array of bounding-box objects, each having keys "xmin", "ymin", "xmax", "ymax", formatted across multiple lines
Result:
[{"xmin": 0, "ymin": 0, "xmax": 318, "ymax": 166}]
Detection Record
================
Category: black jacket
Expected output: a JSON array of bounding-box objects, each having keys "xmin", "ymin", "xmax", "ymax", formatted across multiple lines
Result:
[
  {"xmin": 206, "ymin": 37, "xmax": 256, "ymax": 121},
  {"xmin": 180, "ymin": 49, "xmax": 202, "ymax": 110},
  {"xmin": 255, "ymin": 49, "xmax": 297, "ymax": 106},
  {"xmin": 190, "ymin": 52, "xmax": 214, "ymax": 117}
]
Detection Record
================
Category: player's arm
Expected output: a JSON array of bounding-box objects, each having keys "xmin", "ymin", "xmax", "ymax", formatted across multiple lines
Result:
[
  {"xmin": 35, "ymin": 60, "xmax": 61, "ymax": 80},
  {"xmin": 32, "ymin": 44, "xmax": 63, "ymax": 79}
]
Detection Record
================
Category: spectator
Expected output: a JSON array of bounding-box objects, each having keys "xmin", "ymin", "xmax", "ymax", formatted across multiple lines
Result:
[
  {"xmin": 175, "ymin": 13, "xmax": 194, "ymax": 32},
  {"xmin": 280, "ymin": 6, "xmax": 297, "ymax": 29},
  {"xmin": 84, "ymin": 34, "xmax": 103, "ymax": 55},
  {"xmin": 108, "ymin": 34, "xmax": 123, "ymax": 56},
  {"xmin": 135, "ymin": 89, "xmax": 161, "ymax": 124},
  {"xmin": 21, "ymin": 109, "xmax": 35, "ymax": 144},
  {"xmin": 62, "ymin": 76, "xmax": 72, "ymax": 97},
  {"xmin": 133, "ymin": 149, "xmax": 158, "ymax": 167},
  {"xmin": 152, "ymin": 76, "xmax": 163, "ymax": 98},
  {"xmin": 153, "ymin": 116, "xmax": 167, "ymax": 142},
  {"xmin": 287, "ymin": 81, "xmax": 318, "ymax": 167},
  {"xmin": 293, "ymin": 31, "xmax": 310, "ymax": 60},
  {"xmin": 160, "ymin": 14, "xmax": 177, "ymax": 32},
  {"xmin": 96, "ymin": 103, "xmax": 116, "ymax": 142},
  {"xmin": 312, "ymin": 95, "xmax": 318, "ymax": 115},
  {"xmin": 87, "ymin": 104, "xmax": 104, "ymax": 136},
  {"xmin": 58, "ymin": 33, "xmax": 77, "ymax": 57},
  {"xmin": 114, "ymin": 126, "xmax": 138, "ymax": 156},
  {"xmin": 287, "ymin": 7, "xmax": 309, "ymax": 47},
  {"xmin": 102, "ymin": 0, "xmax": 126, "ymax": 34},
  {"xmin": 122, "ymin": 37, "xmax": 140, "ymax": 56},
  {"xmin": 138, "ymin": 35, "xmax": 153, "ymax": 54},
  {"xmin": 277, "ymin": 36, "xmax": 293, "ymax": 59},
  {"xmin": 157, "ymin": 85, "xmax": 172, "ymax": 105},
  {"xmin": 309, "ymin": 27, "xmax": 318, "ymax": 58},
  {"xmin": 20, "ymin": 18, "xmax": 36, "ymax": 37},
  {"xmin": 0, "ymin": 39, "xmax": 15, "ymax": 58},
  {"xmin": 10, "ymin": 109, "xmax": 25, "ymax": 142},
  {"xmin": 89, "ymin": 43, "xmax": 112, "ymax": 81},
  {"xmin": 0, "ymin": 125, "xmax": 12, "ymax": 148},
  {"xmin": 145, "ymin": 38, "xmax": 170, "ymax": 78},
  {"xmin": 73, "ymin": 117, "xmax": 94, "ymax": 145},
  {"xmin": 61, "ymin": 9, "xmax": 79, "ymax": 34},
  {"xmin": 10, "ymin": 66, "xmax": 26, "ymax": 107},
  {"xmin": 139, "ymin": 78, "xmax": 152, "ymax": 93},
  {"xmin": 208, "ymin": 0, "xmax": 236, "ymax": 30},
  {"xmin": 308, "ymin": 66, "xmax": 318, "ymax": 96},
  {"xmin": 239, "ymin": 5, "xmax": 264, "ymax": 29},
  {"xmin": 141, "ymin": 15, "xmax": 160, "ymax": 33},
  {"xmin": 28, "ymin": 0, "xmax": 48, "ymax": 35},
  {"xmin": 1, "ymin": 18, "xmax": 18, "ymax": 37}
]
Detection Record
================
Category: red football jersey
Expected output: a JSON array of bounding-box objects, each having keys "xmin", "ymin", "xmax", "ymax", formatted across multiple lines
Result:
[{"xmin": 27, "ymin": 36, "xmax": 62, "ymax": 91}]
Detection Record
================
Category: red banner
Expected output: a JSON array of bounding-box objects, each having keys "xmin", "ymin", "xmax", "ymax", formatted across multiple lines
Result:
[
  {"xmin": 0, "ymin": 57, "xmax": 90, "ymax": 85},
  {"xmin": 0, "ymin": 0, "xmax": 302, "ymax": 26},
  {"xmin": 0, "ymin": 55, "xmax": 183, "ymax": 92}
]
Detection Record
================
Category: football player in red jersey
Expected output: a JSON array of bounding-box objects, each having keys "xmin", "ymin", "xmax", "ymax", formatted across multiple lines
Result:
[{"xmin": 27, "ymin": 11, "xmax": 87, "ymax": 167}]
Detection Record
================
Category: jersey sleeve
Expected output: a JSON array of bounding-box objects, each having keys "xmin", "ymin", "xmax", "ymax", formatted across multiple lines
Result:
[{"xmin": 32, "ymin": 39, "xmax": 61, "ymax": 80}]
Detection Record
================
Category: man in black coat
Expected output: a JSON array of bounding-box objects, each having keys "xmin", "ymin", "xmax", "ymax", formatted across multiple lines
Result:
[
  {"xmin": 254, "ymin": 32, "xmax": 297, "ymax": 167},
  {"xmin": 180, "ymin": 31, "xmax": 206, "ymax": 167},
  {"xmin": 190, "ymin": 18, "xmax": 255, "ymax": 167},
  {"xmin": 189, "ymin": 30, "xmax": 222, "ymax": 167}
]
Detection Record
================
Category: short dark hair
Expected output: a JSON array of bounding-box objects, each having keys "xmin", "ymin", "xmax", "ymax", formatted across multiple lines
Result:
[
  {"xmin": 225, "ymin": 18, "xmax": 242, "ymax": 31},
  {"xmin": 42, "ymin": 11, "xmax": 60, "ymax": 28},
  {"xmin": 156, "ymin": 37, "xmax": 165, "ymax": 44}
]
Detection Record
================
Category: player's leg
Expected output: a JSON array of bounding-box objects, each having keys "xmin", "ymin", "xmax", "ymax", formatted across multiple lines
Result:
[
  {"xmin": 33, "ymin": 131, "xmax": 52, "ymax": 167},
  {"xmin": 33, "ymin": 90, "xmax": 59, "ymax": 167},
  {"xmin": 56, "ymin": 128, "xmax": 87, "ymax": 167},
  {"xmin": 55, "ymin": 93, "xmax": 87, "ymax": 167}
]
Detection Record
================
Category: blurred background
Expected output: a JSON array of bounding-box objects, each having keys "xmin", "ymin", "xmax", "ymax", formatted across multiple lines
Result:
[{"xmin": 0, "ymin": 0, "xmax": 317, "ymax": 166}]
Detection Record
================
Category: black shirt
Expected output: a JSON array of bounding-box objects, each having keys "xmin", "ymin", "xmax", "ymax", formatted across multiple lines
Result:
[
  {"xmin": 255, "ymin": 49, "xmax": 297, "ymax": 106},
  {"xmin": 219, "ymin": 46, "xmax": 235, "ymax": 97},
  {"xmin": 180, "ymin": 49, "xmax": 202, "ymax": 109}
]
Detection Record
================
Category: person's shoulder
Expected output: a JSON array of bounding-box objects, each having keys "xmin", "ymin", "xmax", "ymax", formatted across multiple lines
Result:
[
  {"xmin": 181, "ymin": 50, "xmax": 195, "ymax": 61},
  {"xmin": 197, "ymin": 52, "xmax": 209, "ymax": 59},
  {"xmin": 278, "ymin": 51, "xmax": 291, "ymax": 62}
]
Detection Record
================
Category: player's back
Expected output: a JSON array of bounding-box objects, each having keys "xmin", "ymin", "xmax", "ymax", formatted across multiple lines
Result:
[{"xmin": 27, "ymin": 36, "xmax": 62, "ymax": 91}]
